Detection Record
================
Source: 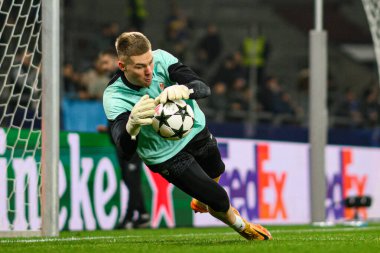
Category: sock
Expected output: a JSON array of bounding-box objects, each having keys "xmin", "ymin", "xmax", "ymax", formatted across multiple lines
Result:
[{"xmin": 230, "ymin": 214, "xmax": 246, "ymax": 232}]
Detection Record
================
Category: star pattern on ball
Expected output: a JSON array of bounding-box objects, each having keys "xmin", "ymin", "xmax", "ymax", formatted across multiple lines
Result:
[
  {"xmin": 155, "ymin": 109, "xmax": 172, "ymax": 129},
  {"xmin": 169, "ymin": 124, "xmax": 188, "ymax": 139},
  {"xmin": 152, "ymin": 100, "xmax": 194, "ymax": 140},
  {"xmin": 174, "ymin": 103, "xmax": 188, "ymax": 122}
]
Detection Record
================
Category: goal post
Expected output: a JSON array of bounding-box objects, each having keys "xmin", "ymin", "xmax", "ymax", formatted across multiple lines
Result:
[
  {"xmin": 0, "ymin": 0, "xmax": 59, "ymax": 237},
  {"xmin": 309, "ymin": 0, "xmax": 327, "ymax": 223},
  {"xmin": 41, "ymin": 0, "xmax": 60, "ymax": 237},
  {"xmin": 362, "ymin": 0, "xmax": 380, "ymax": 82}
]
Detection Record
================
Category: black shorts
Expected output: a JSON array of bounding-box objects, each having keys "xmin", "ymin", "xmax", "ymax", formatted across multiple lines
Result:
[
  {"xmin": 149, "ymin": 127, "xmax": 225, "ymax": 180},
  {"xmin": 148, "ymin": 127, "xmax": 229, "ymax": 212}
]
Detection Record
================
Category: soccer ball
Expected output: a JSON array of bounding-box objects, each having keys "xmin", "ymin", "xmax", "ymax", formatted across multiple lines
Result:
[{"xmin": 152, "ymin": 100, "xmax": 194, "ymax": 140}]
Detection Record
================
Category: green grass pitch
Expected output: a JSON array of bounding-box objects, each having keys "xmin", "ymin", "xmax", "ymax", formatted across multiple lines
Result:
[{"xmin": 1, "ymin": 224, "xmax": 379, "ymax": 253}]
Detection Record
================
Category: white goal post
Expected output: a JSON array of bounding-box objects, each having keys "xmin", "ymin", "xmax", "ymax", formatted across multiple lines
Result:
[
  {"xmin": 0, "ymin": 0, "xmax": 59, "ymax": 237},
  {"xmin": 362, "ymin": 0, "xmax": 380, "ymax": 82}
]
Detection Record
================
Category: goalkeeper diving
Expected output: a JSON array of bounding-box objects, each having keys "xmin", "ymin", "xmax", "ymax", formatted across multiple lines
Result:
[{"xmin": 103, "ymin": 31, "xmax": 272, "ymax": 240}]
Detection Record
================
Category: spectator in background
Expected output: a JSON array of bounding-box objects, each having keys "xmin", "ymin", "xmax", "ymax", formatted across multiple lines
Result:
[
  {"xmin": 63, "ymin": 63, "xmax": 83, "ymax": 97},
  {"xmin": 332, "ymin": 88, "xmax": 363, "ymax": 128},
  {"xmin": 99, "ymin": 49, "xmax": 119, "ymax": 77},
  {"xmin": 257, "ymin": 76, "xmax": 283, "ymax": 113},
  {"xmin": 80, "ymin": 56, "xmax": 110, "ymax": 100},
  {"xmin": 295, "ymin": 68, "xmax": 309, "ymax": 125},
  {"xmin": 162, "ymin": 2, "xmax": 192, "ymax": 60},
  {"xmin": 228, "ymin": 77, "xmax": 249, "ymax": 112},
  {"xmin": 213, "ymin": 55, "xmax": 236, "ymax": 85},
  {"xmin": 97, "ymin": 22, "xmax": 121, "ymax": 52},
  {"xmin": 327, "ymin": 74, "xmax": 339, "ymax": 111},
  {"xmin": 117, "ymin": 153, "xmax": 150, "ymax": 229},
  {"xmin": 257, "ymin": 76, "xmax": 300, "ymax": 124},
  {"xmin": 240, "ymin": 25, "xmax": 270, "ymax": 87},
  {"xmin": 97, "ymin": 49, "xmax": 150, "ymax": 229},
  {"xmin": 207, "ymin": 81, "xmax": 228, "ymax": 122},
  {"xmin": 212, "ymin": 52, "xmax": 245, "ymax": 86},
  {"xmin": 295, "ymin": 68, "xmax": 336, "ymax": 126},
  {"xmin": 279, "ymin": 91, "xmax": 302, "ymax": 124},
  {"xmin": 196, "ymin": 23, "xmax": 223, "ymax": 65},
  {"xmin": 360, "ymin": 85, "xmax": 380, "ymax": 128},
  {"xmin": 127, "ymin": 0, "xmax": 147, "ymax": 32},
  {"xmin": 227, "ymin": 77, "xmax": 255, "ymax": 122},
  {"xmin": 9, "ymin": 52, "xmax": 33, "ymax": 107},
  {"xmin": 6, "ymin": 51, "xmax": 41, "ymax": 128},
  {"xmin": 232, "ymin": 51, "xmax": 248, "ymax": 80}
]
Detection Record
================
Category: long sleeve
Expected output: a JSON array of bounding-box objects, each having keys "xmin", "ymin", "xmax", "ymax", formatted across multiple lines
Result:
[
  {"xmin": 168, "ymin": 62, "xmax": 211, "ymax": 99},
  {"xmin": 109, "ymin": 111, "xmax": 138, "ymax": 161}
]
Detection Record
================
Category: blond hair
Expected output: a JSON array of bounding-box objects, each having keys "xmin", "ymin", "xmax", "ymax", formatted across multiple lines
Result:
[{"xmin": 115, "ymin": 32, "xmax": 151, "ymax": 62}]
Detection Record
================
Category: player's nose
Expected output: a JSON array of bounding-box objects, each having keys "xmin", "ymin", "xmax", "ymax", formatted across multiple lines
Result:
[{"xmin": 145, "ymin": 66, "xmax": 152, "ymax": 75}]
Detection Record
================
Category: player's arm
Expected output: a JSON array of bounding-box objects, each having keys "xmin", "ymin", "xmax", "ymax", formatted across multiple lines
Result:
[
  {"xmin": 168, "ymin": 62, "xmax": 211, "ymax": 99},
  {"xmin": 109, "ymin": 111, "xmax": 137, "ymax": 161},
  {"xmin": 109, "ymin": 95, "xmax": 155, "ymax": 159},
  {"xmin": 155, "ymin": 62, "xmax": 211, "ymax": 104}
]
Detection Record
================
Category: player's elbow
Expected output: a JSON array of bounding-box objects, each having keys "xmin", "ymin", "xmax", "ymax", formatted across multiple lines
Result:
[
  {"xmin": 204, "ymin": 85, "xmax": 211, "ymax": 97},
  {"xmin": 188, "ymin": 80, "xmax": 211, "ymax": 99},
  {"xmin": 198, "ymin": 81, "xmax": 211, "ymax": 97},
  {"xmin": 123, "ymin": 151, "xmax": 134, "ymax": 161},
  {"xmin": 115, "ymin": 134, "xmax": 138, "ymax": 161},
  {"xmin": 115, "ymin": 142, "xmax": 134, "ymax": 161}
]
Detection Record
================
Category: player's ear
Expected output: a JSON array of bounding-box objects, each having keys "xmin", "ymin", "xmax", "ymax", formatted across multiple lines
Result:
[{"xmin": 118, "ymin": 60, "xmax": 126, "ymax": 71}]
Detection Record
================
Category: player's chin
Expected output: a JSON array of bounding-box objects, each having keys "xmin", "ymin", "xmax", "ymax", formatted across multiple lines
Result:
[{"xmin": 142, "ymin": 79, "xmax": 152, "ymax": 87}]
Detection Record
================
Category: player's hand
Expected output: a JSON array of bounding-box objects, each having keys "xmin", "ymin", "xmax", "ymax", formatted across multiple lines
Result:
[
  {"xmin": 155, "ymin": 84, "xmax": 190, "ymax": 104},
  {"xmin": 126, "ymin": 95, "xmax": 155, "ymax": 140}
]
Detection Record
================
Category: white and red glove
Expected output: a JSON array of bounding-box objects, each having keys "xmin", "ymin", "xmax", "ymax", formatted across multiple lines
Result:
[
  {"xmin": 126, "ymin": 95, "xmax": 155, "ymax": 140},
  {"xmin": 155, "ymin": 84, "xmax": 192, "ymax": 104}
]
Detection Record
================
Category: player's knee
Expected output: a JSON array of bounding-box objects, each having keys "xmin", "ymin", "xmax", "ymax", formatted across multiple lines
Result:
[
  {"xmin": 208, "ymin": 190, "xmax": 230, "ymax": 212},
  {"xmin": 209, "ymin": 165, "xmax": 225, "ymax": 179},
  {"xmin": 217, "ymin": 165, "xmax": 225, "ymax": 176}
]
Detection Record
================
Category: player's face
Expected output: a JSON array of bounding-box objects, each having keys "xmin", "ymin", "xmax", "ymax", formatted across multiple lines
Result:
[{"xmin": 121, "ymin": 50, "xmax": 154, "ymax": 88}]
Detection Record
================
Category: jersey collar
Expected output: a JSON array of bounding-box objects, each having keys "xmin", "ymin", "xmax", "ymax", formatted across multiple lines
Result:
[{"xmin": 118, "ymin": 70, "xmax": 142, "ymax": 91}]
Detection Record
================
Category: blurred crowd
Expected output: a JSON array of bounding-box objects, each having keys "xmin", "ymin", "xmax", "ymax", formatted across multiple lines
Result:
[{"xmin": 62, "ymin": 2, "xmax": 380, "ymax": 131}]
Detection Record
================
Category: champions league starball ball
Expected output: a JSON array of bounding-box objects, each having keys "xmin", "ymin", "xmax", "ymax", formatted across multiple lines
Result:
[{"xmin": 152, "ymin": 100, "xmax": 194, "ymax": 140}]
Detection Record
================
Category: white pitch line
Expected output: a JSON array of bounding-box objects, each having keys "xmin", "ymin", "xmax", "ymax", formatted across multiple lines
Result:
[
  {"xmin": 0, "ymin": 235, "xmax": 140, "ymax": 244},
  {"xmin": 0, "ymin": 226, "xmax": 379, "ymax": 244},
  {"xmin": 271, "ymin": 226, "xmax": 380, "ymax": 234}
]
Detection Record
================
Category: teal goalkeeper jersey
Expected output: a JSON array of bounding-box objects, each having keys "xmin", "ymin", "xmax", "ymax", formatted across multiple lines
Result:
[{"xmin": 103, "ymin": 49, "xmax": 206, "ymax": 165}]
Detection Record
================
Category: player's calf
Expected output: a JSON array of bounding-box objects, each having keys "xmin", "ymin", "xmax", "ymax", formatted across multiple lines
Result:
[
  {"xmin": 189, "ymin": 176, "xmax": 223, "ymax": 213},
  {"xmin": 190, "ymin": 198, "xmax": 208, "ymax": 213}
]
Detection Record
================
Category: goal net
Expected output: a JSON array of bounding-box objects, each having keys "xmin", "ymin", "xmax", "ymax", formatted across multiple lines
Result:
[
  {"xmin": 0, "ymin": 0, "xmax": 59, "ymax": 237},
  {"xmin": 362, "ymin": 0, "xmax": 380, "ymax": 81}
]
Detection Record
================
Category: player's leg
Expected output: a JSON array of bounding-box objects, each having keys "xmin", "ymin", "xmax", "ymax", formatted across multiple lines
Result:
[
  {"xmin": 184, "ymin": 165, "xmax": 272, "ymax": 240},
  {"xmin": 185, "ymin": 129, "xmax": 272, "ymax": 240},
  {"xmin": 150, "ymin": 151, "xmax": 228, "ymax": 213},
  {"xmin": 149, "ymin": 152, "xmax": 272, "ymax": 240},
  {"xmin": 190, "ymin": 176, "xmax": 220, "ymax": 213},
  {"xmin": 185, "ymin": 130, "xmax": 224, "ymax": 213},
  {"xmin": 209, "ymin": 205, "xmax": 272, "ymax": 240}
]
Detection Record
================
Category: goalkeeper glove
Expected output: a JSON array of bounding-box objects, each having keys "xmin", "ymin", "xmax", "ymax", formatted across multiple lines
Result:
[
  {"xmin": 155, "ymin": 84, "xmax": 191, "ymax": 104},
  {"xmin": 126, "ymin": 95, "xmax": 155, "ymax": 140}
]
